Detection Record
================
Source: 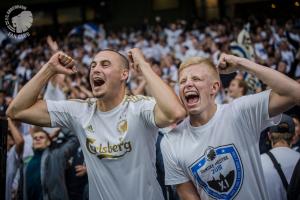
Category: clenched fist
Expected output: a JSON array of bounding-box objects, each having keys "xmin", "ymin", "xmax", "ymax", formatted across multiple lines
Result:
[
  {"xmin": 46, "ymin": 51, "xmax": 77, "ymax": 75},
  {"xmin": 217, "ymin": 53, "xmax": 243, "ymax": 74}
]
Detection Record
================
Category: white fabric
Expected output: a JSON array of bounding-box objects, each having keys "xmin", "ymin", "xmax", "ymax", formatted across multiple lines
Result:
[
  {"xmin": 261, "ymin": 147, "xmax": 300, "ymax": 200},
  {"xmin": 161, "ymin": 90, "xmax": 280, "ymax": 200},
  {"xmin": 46, "ymin": 95, "xmax": 164, "ymax": 200},
  {"xmin": 6, "ymin": 146, "xmax": 21, "ymax": 200},
  {"xmin": 43, "ymin": 81, "xmax": 66, "ymax": 101}
]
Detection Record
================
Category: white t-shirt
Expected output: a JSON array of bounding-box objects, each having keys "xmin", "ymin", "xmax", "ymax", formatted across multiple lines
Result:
[
  {"xmin": 46, "ymin": 95, "xmax": 164, "ymax": 200},
  {"xmin": 161, "ymin": 90, "xmax": 280, "ymax": 200},
  {"xmin": 261, "ymin": 147, "xmax": 300, "ymax": 200}
]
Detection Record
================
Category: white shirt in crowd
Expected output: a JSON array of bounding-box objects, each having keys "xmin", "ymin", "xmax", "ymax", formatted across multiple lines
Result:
[
  {"xmin": 261, "ymin": 147, "xmax": 300, "ymax": 200},
  {"xmin": 161, "ymin": 90, "xmax": 280, "ymax": 200},
  {"xmin": 46, "ymin": 95, "xmax": 164, "ymax": 200}
]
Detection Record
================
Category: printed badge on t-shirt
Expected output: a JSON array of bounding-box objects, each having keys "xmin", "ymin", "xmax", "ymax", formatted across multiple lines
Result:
[{"xmin": 189, "ymin": 144, "xmax": 244, "ymax": 199}]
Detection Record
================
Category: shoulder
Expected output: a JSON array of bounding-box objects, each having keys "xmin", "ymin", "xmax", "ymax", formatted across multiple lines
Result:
[
  {"xmin": 68, "ymin": 98, "xmax": 97, "ymax": 106},
  {"xmin": 163, "ymin": 119, "xmax": 188, "ymax": 142},
  {"xmin": 123, "ymin": 95, "xmax": 156, "ymax": 112},
  {"xmin": 260, "ymin": 153, "xmax": 273, "ymax": 172},
  {"xmin": 231, "ymin": 90, "xmax": 271, "ymax": 106},
  {"xmin": 260, "ymin": 153, "xmax": 269, "ymax": 162},
  {"xmin": 272, "ymin": 147, "xmax": 300, "ymax": 160},
  {"xmin": 123, "ymin": 95, "xmax": 155, "ymax": 104}
]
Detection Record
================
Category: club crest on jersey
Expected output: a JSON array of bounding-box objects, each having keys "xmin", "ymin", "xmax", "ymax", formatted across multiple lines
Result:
[
  {"xmin": 117, "ymin": 120, "xmax": 128, "ymax": 134},
  {"xmin": 190, "ymin": 144, "xmax": 243, "ymax": 200}
]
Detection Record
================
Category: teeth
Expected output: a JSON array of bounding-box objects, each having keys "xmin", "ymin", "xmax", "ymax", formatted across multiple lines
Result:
[
  {"xmin": 94, "ymin": 77, "xmax": 103, "ymax": 81},
  {"xmin": 185, "ymin": 91, "xmax": 198, "ymax": 97}
]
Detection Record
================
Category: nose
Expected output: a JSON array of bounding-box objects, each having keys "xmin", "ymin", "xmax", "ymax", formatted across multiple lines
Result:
[
  {"xmin": 91, "ymin": 66, "xmax": 104, "ymax": 76},
  {"xmin": 185, "ymin": 78, "xmax": 194, "ymax": 88}
]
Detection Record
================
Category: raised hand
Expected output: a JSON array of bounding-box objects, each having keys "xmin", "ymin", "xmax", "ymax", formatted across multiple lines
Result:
[
  {"xmin": 46, "ymin": 35, "xmax": 59, "ymax": 52},
  {"xmin": 46, "ymin": 52, "xmax": 77, "ymax": 75},
  {"xmin": 217, "ymin": 53, "xmax": 243, "ymax": 74},
  {"xmin": 127, "ymin": 48, "xmax": 147, "ymax": 72}
]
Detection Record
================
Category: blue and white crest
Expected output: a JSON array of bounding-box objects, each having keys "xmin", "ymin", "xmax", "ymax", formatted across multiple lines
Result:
[{"xmin": 190, "ymin": 144, "xmax": 244, "ymax": 200}]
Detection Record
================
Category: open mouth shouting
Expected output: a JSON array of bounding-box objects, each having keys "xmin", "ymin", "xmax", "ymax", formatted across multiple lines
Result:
[
  {"xmin": 93, "ymin": 77, "xmax": 105, "ymax": 88},
  {"xmin": 184, "ymin": 91, "xmax": 200, "ymax": 107}
]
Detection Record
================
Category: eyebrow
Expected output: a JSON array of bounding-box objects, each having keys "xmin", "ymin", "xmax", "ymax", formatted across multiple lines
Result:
[
  {"xmin": 90, "ymin": 59, "xmax": 111, "ymax": 66},
  {"xmin": 90, "ymin": 59, "xmax": 111, "ymax": 65},
  {"xmin": 90, "ymin": 61, "xmax": 97, "ymax": 66}
]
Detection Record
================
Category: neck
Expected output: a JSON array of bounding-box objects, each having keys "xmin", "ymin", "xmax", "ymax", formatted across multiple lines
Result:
[
  {"xmin": 190, "ymin": 103, "xmax": 217, "ymax": 127},
  {"xmin": 97, "ymin": 88, "xmax": 125, "ymax": 112},
  {"xmin": 272, "ymin": 140, "xmax": 290, "ymax": 148}
]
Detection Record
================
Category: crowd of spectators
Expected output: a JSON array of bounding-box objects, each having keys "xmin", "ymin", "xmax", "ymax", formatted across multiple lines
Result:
[{"xmin": 1, "ymin": 16, "xmax": 300, "ymax": 200}]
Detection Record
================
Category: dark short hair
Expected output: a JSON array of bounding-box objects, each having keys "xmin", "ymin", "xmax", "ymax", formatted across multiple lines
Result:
[
  {"xmin": 100, "ymin": 49, "xmax": 129, "ymax": 69},
  {"xmin": 236, "ymin": 79, "xmax": 248, "ymax": 95},
  {"xmin": 269, "ymin": 114, "xmax": 295, "ymax": 145}
]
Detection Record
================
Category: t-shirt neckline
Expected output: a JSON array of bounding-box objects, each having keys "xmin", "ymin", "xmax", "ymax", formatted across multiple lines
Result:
[{"xmin": 187, "ymin": 104, "xmax": 221, "ymax": 132}]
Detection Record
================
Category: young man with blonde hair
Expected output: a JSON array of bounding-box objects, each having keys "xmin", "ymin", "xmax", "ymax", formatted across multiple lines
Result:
[{"xmin": 161, "ymin": 54, "xmax": 300, "ymax": 200}]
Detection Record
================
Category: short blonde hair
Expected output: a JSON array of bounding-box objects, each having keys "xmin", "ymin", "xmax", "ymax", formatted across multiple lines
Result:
[{"xmin": 179, "ymin": 57, "xmax": 220, "ymax": 81}]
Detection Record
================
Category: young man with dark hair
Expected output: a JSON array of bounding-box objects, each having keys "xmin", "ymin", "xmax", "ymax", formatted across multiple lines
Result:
[{"xmin": 7, "ymin": 48, "xmax": 186, "ymax": 199}]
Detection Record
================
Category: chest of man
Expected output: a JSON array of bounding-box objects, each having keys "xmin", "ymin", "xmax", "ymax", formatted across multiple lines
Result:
[{"xmin": 177, "ymin": 120, "xmax": 250, "ymax": 200}]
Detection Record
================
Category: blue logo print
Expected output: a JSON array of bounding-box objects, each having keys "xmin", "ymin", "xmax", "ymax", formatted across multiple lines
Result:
[{"xmin": 190, "ymin": 144, "xmax": 243, "ymax": 200}]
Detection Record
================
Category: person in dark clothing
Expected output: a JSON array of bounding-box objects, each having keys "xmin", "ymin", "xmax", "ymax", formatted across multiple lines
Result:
[
  {"xmin": 23, "ymin": 128, "xmax": 79, "ymax": 200},
  {"xmin": 0, "ymin": 90, "xmax": 8, "ymax": 117},
  {"xmin": 26, "ymin": 149, "xmax": 43, "ymax": 200},
  {"xmin": 66, "ymin": 147, "xmax": 88, "ymax": 200}
]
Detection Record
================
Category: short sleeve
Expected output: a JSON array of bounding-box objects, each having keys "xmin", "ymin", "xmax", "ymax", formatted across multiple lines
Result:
[
  {"xmin": 136, "ymin": 96, "xmax": 158, "ymax": 129},
  {"xmin": 46, "ymin": 100, "xmax": 78, "ymax": 128},
  {"xmin": 161, "ymin": 136, "xmax": 190, "ymax": 185},
  {"xmin": 231, "ymin": 90, "xmax": 281, "ymax": 141}
]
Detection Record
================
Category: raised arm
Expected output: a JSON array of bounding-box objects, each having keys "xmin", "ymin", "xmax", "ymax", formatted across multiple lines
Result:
[
  {"xmin": 6, "ymin": 52, "xmax": 77, "ymax": 126},
  {"xmin": 217, "ymin": 54, "xmax": 300, "ymax": 117},
  {"xmin": 128, "ymin": 48, "xmax": 186, "ymax": 128},
  {"xmin": 7, "ymin": 118, "xmax": 24, "ymax": 156}
]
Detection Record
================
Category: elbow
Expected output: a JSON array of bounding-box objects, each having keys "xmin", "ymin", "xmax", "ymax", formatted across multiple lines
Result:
[
  {"xmin": 6, "ymin": 106, "xmax": 19, "ymax": 120},
  {"xmin": 169, "ymin": 107, "xmax": 187, "ymax": 124},
  {"xmin": 6, "ymin": 107, "xmax": 15, "ymax": 119}
]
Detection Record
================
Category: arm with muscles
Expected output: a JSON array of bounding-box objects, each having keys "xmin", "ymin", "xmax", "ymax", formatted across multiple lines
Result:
[
  {"xmin": 6, "ymin": 52, "xmax": 77, "ymax": 126},
  {"xmin": 128, "ymin": 48, "xmax": 186, "ymax": 128},
  {"xmin": 177, "ymin": 181, "xmax": 201, "ymax": 200},
  {"xmin": 7, "ymin": 118, "xmax": 24, "ymax": 156},
  {"xmin": 217, "ymin": 54, "xmax": 300, "ymax": 117}
]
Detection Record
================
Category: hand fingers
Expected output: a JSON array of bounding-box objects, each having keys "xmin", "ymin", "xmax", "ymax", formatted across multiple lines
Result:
[
  {"xmin": 58, "ymin": 54, "xmax": 73, "ymax": 66},
  {"xmin": 76, "ymin": 171, "xmax": 85, "ymax": 177},
  {"xmin": 58, "ymin": 54, "xmax": 77, "ymax": 74},
  {"xmin": 65, "ymin": 60, "xmax": 77, "ymax": 71},
  {"xmin": 75, "ymin": 165, "xmax": 82, "ymax": 169},
  {"xmin": 127, "ymin": 51, "xmax": 134, "ymax": 63},
  {"xmin": 217, "ymin": 55, "xmax": 227, "ymax": 69}
]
